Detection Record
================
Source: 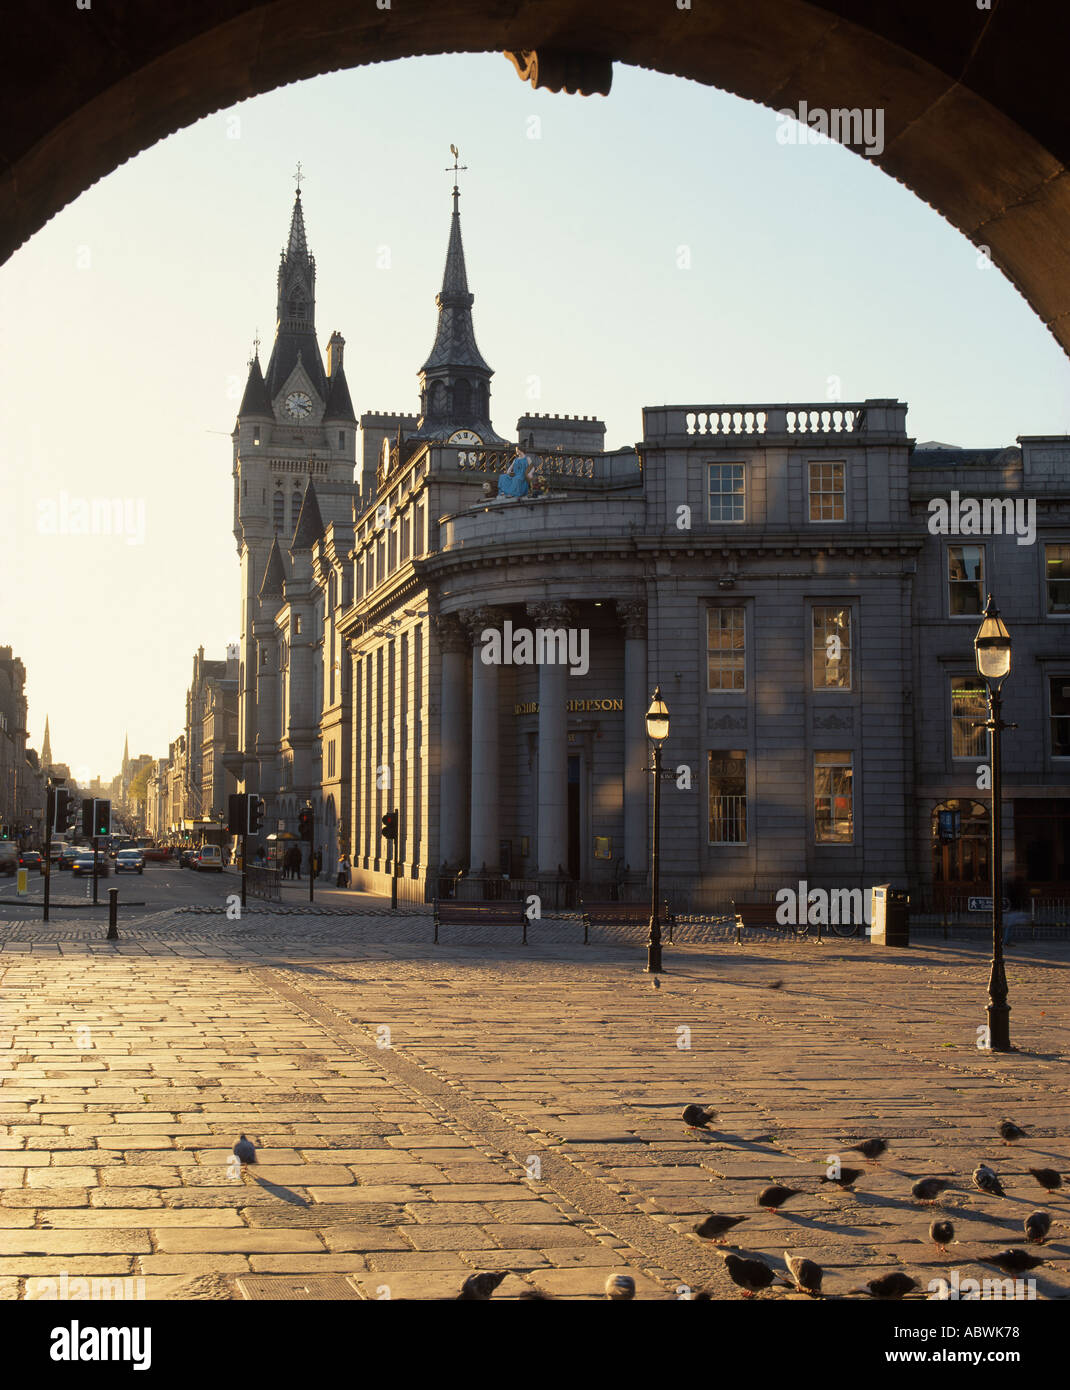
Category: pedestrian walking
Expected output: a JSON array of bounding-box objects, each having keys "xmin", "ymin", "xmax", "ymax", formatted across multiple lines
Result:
[
  {"xmin": 336, "ymin": 853, "xmax": 351, "ymax": 889},
  {"xmin": 1003, "ymin": 878, "xmax": 1030, "ymax": 948},
  {"xmin": 255, "ymin": 845, "xmax": 265, "ymax": 866}
]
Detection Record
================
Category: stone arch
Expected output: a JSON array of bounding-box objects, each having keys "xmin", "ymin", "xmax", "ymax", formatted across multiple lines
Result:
[{"xmin": 4, "ymin": 4, "xmax": 1070, "ymax": 353}]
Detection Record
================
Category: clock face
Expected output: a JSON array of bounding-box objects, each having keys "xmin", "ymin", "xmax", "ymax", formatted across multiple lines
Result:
[
  {"xmin": 448, "ymin": 429, "xmax": 483, "ymax": 446},
  {"xmin": 284, "ymin": 391, "xmax": 313, "ymax": 420}
]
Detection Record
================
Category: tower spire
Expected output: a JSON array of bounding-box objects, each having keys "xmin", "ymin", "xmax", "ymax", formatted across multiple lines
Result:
[
  {"xmin": 263, "ymin": 174, "xmax": 327, "ymax": 402},
  {"xmin": 42, "ymin": 716, "xmax": 52, "ymax": 768}
]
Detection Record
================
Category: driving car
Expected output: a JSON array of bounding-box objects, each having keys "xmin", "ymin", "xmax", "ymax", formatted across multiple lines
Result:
[
  {"xmin": 114, "ymin": 849, "xmax": 145, "ymax": 874},
  {"xmin": 57, "ymin": 845, "xmax": 82, "ymax": 869},
  {"xmin": 178, "ymin": 848, "xmax": 197, "ymax": 868},
  {"xmin": 71, "ymin": 852, "xmax": 109, "ymax": 877},
  {"xmin": 18, "ymin": 850, "xmax": 44, "ymax": 873},
  {"xmin": 193, "ymin": 846, "xmax": 223, "ymax": 872}
]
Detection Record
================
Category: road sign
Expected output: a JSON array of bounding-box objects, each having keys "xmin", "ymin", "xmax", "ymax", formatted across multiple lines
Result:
[{"xmin": 968, "ymin": 896, "xmax": 1010, "ymax": 912}]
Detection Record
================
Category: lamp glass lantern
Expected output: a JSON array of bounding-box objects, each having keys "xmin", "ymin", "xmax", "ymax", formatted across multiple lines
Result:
[
  {"xmin": 645, "ymin": 686, "xmax": 670, "ymax": 742},
  {"xmin": 974, "ymin": 596, "xmax": 1012, "ymax": 685}
]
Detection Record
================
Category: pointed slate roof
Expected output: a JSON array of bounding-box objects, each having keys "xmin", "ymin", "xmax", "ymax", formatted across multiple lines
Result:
[
  {"xmin": 238, "ymin": 354, "xmax": 272, "ymax": 417},
  {"xmin": 324, "ymin": 365, "xmax": 355, "ymax": 420},
  {"xmin": 290, "ymin": 479, "xmax": 325, "ymax": 551},
  {"xmin": 258, "ymin": 534, "xmax": 289, "ymax": 600},
  {"xmin": 264, "ymin": 189, "xmax": 327, "ymax": 401},
  {"xmin": 420, "ymin": 188, "xmax": 492, "ymax": 375},
  {"xmin": 41, "ymin": 716, "xmax": 52, "ymax": 767}
]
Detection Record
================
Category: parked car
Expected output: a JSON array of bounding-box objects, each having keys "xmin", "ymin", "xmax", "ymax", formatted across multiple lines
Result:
[
  {"xmin": 193, "ymin": 846, "xmax": 223, "ymax": 872},
  {"xmin": 114, "ymin": 849, "xmax": 145, "ymax": 874},
  {"xmin": 71, "ymin": 852, "xmax": 109, "ymax": 877},
  {"xmin": 18, "ymin": 851, "xmax": 44, "ymax": 873}
]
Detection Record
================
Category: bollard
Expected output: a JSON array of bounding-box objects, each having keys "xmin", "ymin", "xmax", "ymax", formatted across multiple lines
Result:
[{"xmin": 107, "ymin": 888, "xmax": 118, "ymax": 940}]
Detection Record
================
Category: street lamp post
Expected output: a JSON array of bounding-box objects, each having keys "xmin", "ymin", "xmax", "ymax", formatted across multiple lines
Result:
[
  {"xmin": 645, "ymin": 685, "xmax": 670, "ymax": 974},
  {"xmin": 974, "ymin": 595, "xmax": 1014, "ymax": 1052}
]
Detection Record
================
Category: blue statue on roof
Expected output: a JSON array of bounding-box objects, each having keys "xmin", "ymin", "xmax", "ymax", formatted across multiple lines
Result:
[{"xmin": 497, "ymin": 449, "xmax": 536, "ymax": 499}]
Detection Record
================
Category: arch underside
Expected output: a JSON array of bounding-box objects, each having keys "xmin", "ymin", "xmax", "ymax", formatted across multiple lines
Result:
[{"xmin": 6, "ymin": 1, "xmax": 1070, "ymax": 353}]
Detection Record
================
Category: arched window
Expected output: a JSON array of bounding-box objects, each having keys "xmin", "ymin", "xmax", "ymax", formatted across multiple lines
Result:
[
  {"xmin": 273, "ymin": 491, "xmax": 284, "ymax": 531},
  {"xmin": 453, "ymin": 378, "xmax": 471, "ymax": 418},
  {"xmin": 430, "ymin": 381, "xmax": 446, "ymax": 415},
  {"xmin": 292, "ymin": 488, "xmax": 302, "ymax": 532},
  {"xmin": 288, "ymin": 295, "xmax": 305, "ymax": 320}
]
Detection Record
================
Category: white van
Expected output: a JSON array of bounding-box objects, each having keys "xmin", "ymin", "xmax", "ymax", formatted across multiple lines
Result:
[
  {"xmin": 193, "ymin": 845, "xmax": 223, "ymax": 872},
  {"xmin": 0, "ymin": 842, "xmax": 17, "ymax": 877}
]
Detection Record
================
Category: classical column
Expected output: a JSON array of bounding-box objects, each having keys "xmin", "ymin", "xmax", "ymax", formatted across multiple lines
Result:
[
  {"xmin": 529, "ymin": 601, "xmax": 575, "ymax": 878},
  {"xmin": 617, "ymin": 600, "xmax": 648, "ymax": 879},
  {"xmin": 433, "ymin": 614, "xmax": 468, "ymax": 869},
  {"xmin": 460, "ymin": 607, "xmax": 501, "ymax": 874}
]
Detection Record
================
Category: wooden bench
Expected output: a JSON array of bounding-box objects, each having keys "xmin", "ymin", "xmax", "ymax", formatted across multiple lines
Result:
[
  {"xmin": 732, "ymin": 900, "xmax": 797, "ymax": 944},
  {"xmin": 433, "ymin": 898, "xmax": 529, "ymax": 945},
  {"xmin": 581, "ymin": 900, "xmax": 674, "ymax": 946}
]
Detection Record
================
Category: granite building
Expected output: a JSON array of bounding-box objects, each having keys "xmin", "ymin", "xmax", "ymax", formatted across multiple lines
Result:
[{"xmin": 228, "ymin": 178, "xmax": 1070, "ymax": 907}]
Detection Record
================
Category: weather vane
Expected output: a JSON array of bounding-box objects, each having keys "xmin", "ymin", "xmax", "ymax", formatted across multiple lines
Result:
[
  {"xmin": 445, "ymin": 144, "xmax": 467, "ymax": 192},
  {"xmin": 294, "ymin": 161, "xmax": 305, "ymax": 193},
  {"xmin": 252, "ymin": 328, "xmax": 261, "ymax": 359}
]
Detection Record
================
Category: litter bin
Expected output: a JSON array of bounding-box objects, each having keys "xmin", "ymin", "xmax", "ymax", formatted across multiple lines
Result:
[{"xmin": 871, "ymin": 884, "xmax": 910, "ymax": 946}]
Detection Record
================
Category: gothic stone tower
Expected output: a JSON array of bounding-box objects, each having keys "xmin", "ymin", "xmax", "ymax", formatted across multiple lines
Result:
[{"xmin": 232, "ymin": 184, "xmax": 357, "ymax": 802}]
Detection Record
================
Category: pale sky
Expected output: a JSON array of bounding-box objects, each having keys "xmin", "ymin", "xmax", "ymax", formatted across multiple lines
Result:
[{"xmin": 2, "ymin": 54, "xmax": 1068, "ymax": 780}]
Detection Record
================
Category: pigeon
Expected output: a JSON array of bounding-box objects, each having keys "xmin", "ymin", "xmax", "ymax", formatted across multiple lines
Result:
[
  {"xmin": 232, "ymin": 1134, "xmax": 257, "ymax": 1165},
  {"xmin": 911, "ymin": 1177, "xmax": 950, "ymax": 1203},
  {"xmin": 682, "ymin": 1104, "xmax": 716, "ymax": 1130},
  {"xmin": 605, "ymin": 1274, "xmax": 635, "ymax": 1300},
  {"xmin": 999, "ymin": 1119, "xmax": 1027, "ymax": 1144},
  {"xmin": 651, "ymin": 977, "xmax": 660, "ymax": 990},
  {"xmin": 854, "ymin": 1271, "xmax": 917, "ymax": 1300},
  {"xmin": 983, "ymin": 1249, "xmax": 1044, "ymax": 1274},
  {"xmin": 820, "ymin": 1166, "xmax": 864, "ymax": 1188},
  {"xmin": 694, "ymin": 1214, "xmax": 747, "ymax": 1242},
  {"xmin": 783, "ymin": 1252, "xmax": 823, "ymax": 1296},
  {"xmin": 1028, "ymin": 1167, "xmax": 1063, "ymax": 1193},
  {"xmin": 719, "ymin": 1252, "xmax": 777, "ymax": 1297},
  {"xmin": 1024, "ymin": 1211, "xmax": 1052, "ymax": 1245},
  {"xmin": 846, "ymin": 1138, "xmax": 888, "ymax": 1161},
  {"xmin": 973, "ymin": 1164, "xmax": 1005, "ymax": 1197},
  {"xmin": 758, "ymin": 1184, "xmax": 801, "ymax": 1211},
  {"xmin": 929, "ymin": 1219, "xmax": 954, "ymax": 1253},
  {"xmin": 457, "ymin": 1271, "xmax": 508, "ymax": 1300}
]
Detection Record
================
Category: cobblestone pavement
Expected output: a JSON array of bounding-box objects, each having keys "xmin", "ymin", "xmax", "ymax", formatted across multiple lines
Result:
[{"xmin": 1, "ymin": 910, "xmax": 1068, "ymax": 1300}]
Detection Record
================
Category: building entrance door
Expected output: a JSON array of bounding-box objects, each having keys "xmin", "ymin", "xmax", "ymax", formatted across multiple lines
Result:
[
  {"xmin": 567, "ymin": 754, "xmax": 581, "ymax": 880},
  {"xmin": 931, "ymin": 799, "xmax": 990, "ymax": 902}
]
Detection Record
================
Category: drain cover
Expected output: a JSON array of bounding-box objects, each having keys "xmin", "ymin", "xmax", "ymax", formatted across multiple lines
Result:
[{"xmin": 236, "ymin": 1275, "xmax": 365, "ymax": 1301}]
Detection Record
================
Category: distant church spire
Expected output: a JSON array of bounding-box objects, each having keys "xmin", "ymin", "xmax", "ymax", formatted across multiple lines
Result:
[
  {"xmin": 122, "ymin": 732, "xmax": 129, "ymax": 775},
  {"xmin": 42, "ymin": 716, "xmax": 52, "ymax": 768}
]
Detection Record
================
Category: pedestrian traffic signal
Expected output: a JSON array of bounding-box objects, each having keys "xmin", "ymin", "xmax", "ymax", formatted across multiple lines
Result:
[
  {"xmin": 380, "ymin": 809, "xmax": 398, "ymax": 842},
  {"xmin": 298, "ymin": 807, "xmax": 314, "ymax": 842},
  {"xmin": 248, "ymin": 795, "xmax": 264, "ymax": 835}
]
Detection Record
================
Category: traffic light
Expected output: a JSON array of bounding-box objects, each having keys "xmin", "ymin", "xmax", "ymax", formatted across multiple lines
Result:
[
  {"xmin": 81, "ymin": 798, "xmax": 93, "ymax": 836},
  {"xmin": 228, "ymin": 792, "xmax": 247, "ymax": 834},
  {"xmin": 298, "ymin": 807, "xmax": 314, "ymax": 842},
  {"xmin": 248, "ymin": 795, "xmax": 264, "ymax": 834},
  {"xmin": 94, "ymin": 800, "xmax": 111, "ymax": 836},
  {"xmin": 52, "ymin": 788, "xmax": 70, "ymax": 834},
  {"xmin": 380, "ymin": 809, "xmax": 398, "ymax": 842}
]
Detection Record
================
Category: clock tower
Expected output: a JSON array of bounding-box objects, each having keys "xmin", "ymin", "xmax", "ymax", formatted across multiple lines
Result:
[{"xmin": 231, "ymin": 181, "xmax": 357, "ymax": 801}]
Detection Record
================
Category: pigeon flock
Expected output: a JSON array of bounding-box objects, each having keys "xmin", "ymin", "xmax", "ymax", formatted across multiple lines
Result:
[
  {"xmin": 233, "ymin": 1108, "xmax": 1066, "ymax": 1300},
  {"xmin": 678, "ymin": 1114, "xmax": 1068, "ymax": 1300}
]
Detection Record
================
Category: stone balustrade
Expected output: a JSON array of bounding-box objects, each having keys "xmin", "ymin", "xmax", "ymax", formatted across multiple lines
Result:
[{"xmin": 643, "ymin": 399, "xmax": 908, "ymax": 442}]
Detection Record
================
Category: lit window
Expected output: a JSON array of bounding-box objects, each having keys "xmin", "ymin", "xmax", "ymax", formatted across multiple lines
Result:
[
  {"xmin": 812, "ymin": 607, "xmax": 852, "ymax": 689},
  {"xmin": 814, "ymin": 751, "xmax": 853, "ymax": 842},
  {"xmin": 948, "ymin": 545, "xmax": 985, "ymax": 616},
  {"xmin": 707, "ymin": 607, "xmax": 745, "ymax": 691},
  {"xmin": 1045, "ymin": 544, "xmax": 1070, "ymax": 614},
  {"xmin": 951, "ymin": 677, "xmax": 989, "ymax": 758},
  {"xmin": 707, "ymin": 464, "xmax": 745, "ymax": 522},
  {"xmin": 708, "ymin": 751, "xmax": 747, "ymax": 844},
  {"xmin": 808, "ymin": 461, "xmax": 846, "ymax": 521}
]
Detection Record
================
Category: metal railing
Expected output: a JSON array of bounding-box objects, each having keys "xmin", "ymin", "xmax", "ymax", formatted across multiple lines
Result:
[{"xmin": 246, "ymin": 865, "xmax": 281, "ymax": 902}]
